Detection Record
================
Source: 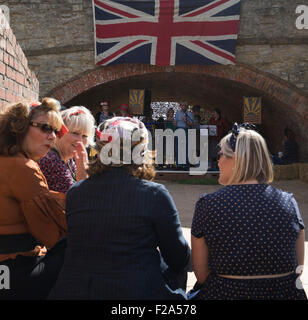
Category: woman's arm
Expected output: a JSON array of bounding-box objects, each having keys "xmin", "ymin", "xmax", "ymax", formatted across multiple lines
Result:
[
  {"xmin": 296, "ymin": 229, "xmax": 305, "ymax": 272},
  {"xmin": 10, "ymin": 158, "xmax": 66, "ymax": 248},
  {"xmin": 291, "ymin": 196, "xmax": 305, "ymax": 273},
  {"xmin": 191, "ymin": 235, "xmax": 210, "ymax": 283},
  {"xmin": 152, "ymin": 185, "xmax": 191, "ymax": 273}
]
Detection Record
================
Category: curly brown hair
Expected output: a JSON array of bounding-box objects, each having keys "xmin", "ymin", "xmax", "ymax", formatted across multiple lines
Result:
[
  {"xmin": 0, "ymin": 97, "xmax": 63, "ymax": 156},
  {"xmin": 87, "ymin": 139, "xmax": 156, "ymax": 181}
]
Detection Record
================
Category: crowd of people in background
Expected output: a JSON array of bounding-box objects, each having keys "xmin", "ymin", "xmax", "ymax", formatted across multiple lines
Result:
[
  {"xmin": 92, "ymin": 100, "xmax": 300, "ymax": 171},
  {"xmin": 0, "ymin": 98, "xmax": 305, "ymax": 301}
]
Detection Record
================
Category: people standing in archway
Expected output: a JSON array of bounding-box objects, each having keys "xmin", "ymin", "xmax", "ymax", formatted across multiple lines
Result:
[
  {"xmin": 95, "ymin": 101, "xmax": 115, "ymax": 125},
  {"xmin": 165, "ymin": 108, "xmax": 175, "ymax": 131},
  {"xmin": 143, "ymin": 109, "xmax": 156, "ymax": 136},
  {"xmin": 273, "ymin": 127, "xmax": 299, "ymax": 165},
  {"xmin": 142, "ymin": 109, "xmax": 157, "ymax": 153},
  {"xmin": 118, "ymin": 103, "xmax": 132, "ymax": 117},
  {"xmin": 208, "ymin": 108, "xmax": 229, "ymax": 170},
  {"xmin": 157, "ymin": 108, "xmax": 175, "ymax": 169},
  {"xmin": 173, "ymin": 102, "xmax": 194, "ymax": 170},
  {"xmin": 192, "ymin": 105, "xmax": 202, "ymax": 158}
]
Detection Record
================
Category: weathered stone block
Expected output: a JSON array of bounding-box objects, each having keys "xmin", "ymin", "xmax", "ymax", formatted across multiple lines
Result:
[
  {"xmin": 274, "ymin": 163, "xmax": 300, "ymax": 181},
  {"xmin": 299, "ymin": 163, "xmax": 308, "ymax": 183}
]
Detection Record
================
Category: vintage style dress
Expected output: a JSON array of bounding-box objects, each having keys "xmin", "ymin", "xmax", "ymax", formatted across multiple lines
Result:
[
  {"xmin": 39, "ymin": 149, "xmax": 77, "ymax": 193},
  {"xmin": 191, "ymin": 184, "xmax": 307, "ymax": 300}
]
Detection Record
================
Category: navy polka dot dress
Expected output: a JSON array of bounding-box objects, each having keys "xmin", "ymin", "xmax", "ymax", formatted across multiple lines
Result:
[{"xmin": 191, "ymin": 184, "xmax": 307, "ymax": 300}]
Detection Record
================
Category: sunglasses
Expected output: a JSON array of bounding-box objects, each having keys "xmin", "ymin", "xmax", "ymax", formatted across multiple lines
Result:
[{"xmin": 30, "ymin": 122, "xmax": 59, "ymax": 135}]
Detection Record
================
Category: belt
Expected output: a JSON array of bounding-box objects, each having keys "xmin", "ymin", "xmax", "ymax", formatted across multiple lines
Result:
[
  {"xmin": 0, "ymin": 233, "xmax": 39, "ymax": 254},
  {"xmin": 217, "ymin": 272, "xmax": 293, "ymax": 280}
]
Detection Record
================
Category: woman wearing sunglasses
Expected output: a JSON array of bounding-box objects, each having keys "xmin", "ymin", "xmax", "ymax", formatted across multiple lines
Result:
[
  {"xmin": 38, "ymin": 106, "xmax": 95, "ymax": 193},
  {"xmin": 0, "ymin": 98, "xmax": 68, "ymax": 299},
  {"xmin": 190, "ymin": 123, "xmax": 307, "ymax": 300}
]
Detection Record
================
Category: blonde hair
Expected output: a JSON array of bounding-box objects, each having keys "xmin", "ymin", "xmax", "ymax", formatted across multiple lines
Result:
[
  {"xmin": 61, "ymin": 106, "xmax": 95, "ymax": 147},
  {"xmin": 220, "ymin": 128, "xmax": 273, "ymax": 184},
  {"xmin": 0, "ymin": 97, "xmax": 63, "ymax": 156}
]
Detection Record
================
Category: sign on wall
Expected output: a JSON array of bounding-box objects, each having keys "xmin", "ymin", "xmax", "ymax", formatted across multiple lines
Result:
[
  {"xmin": 129, "ymin": 90, "xmax": 145, "ymax": 115},
  {"xmin": 243, "ymin": 97, "xmax": 262, "ymax": 124}
]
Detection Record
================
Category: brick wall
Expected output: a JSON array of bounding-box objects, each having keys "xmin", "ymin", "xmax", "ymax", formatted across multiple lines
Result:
[{"xmin": 0, "ymin": 9, "xmax": 38, "ymax": 111}]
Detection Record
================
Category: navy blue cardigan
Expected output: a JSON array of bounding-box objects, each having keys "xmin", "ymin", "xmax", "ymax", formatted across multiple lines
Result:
[{"xmin": 49, "ymin": 167, "xmax": 191, "ymax": 300}]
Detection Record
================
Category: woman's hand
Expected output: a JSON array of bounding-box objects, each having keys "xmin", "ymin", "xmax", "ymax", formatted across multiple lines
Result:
[{"xmin": 73, "ymin": 141, "xmax": 89, "ymax": 181}]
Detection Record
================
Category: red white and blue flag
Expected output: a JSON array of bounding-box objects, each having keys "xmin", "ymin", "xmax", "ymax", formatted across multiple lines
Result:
[{"xmin": 93, "ymin": 0, "xmax": 241, "ymax": 66}]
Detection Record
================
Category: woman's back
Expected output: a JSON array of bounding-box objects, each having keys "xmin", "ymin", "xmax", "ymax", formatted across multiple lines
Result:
[
  {"xmin": 49, "ymin": 167, "xmax": 191, "ymax": 300},
  {"xmin": 192, "ymin": 184, "xmax": 304, "ymax": 276}
]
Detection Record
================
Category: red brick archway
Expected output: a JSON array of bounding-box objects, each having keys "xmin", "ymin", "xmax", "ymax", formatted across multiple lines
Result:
[{"xmin": 47, "ymin": 63, "xmax": 308, "ymax": 160}]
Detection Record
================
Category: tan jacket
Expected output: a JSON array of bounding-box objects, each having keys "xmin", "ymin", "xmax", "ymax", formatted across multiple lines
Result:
[{"xmin": 0, "ymin": 154, "xmax": 66, "ymax": 261}]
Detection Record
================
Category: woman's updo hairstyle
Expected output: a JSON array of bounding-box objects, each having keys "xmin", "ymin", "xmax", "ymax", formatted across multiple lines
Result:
[
  {"xmin": 220, "ymin": 125, "xmax": 274, "ymax": 185},
  {"xmin": 0, "ymin": 98, "xmax": 63, "ymax": 156}
]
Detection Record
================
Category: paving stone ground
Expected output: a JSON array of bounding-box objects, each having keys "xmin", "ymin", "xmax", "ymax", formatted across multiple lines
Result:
[{"xmin": 156, "ymin": 179, "xmax": 308, "ymax": 295}]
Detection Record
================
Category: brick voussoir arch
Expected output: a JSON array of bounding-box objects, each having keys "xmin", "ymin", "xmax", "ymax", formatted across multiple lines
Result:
[{"xmin": 47, "ymin": 63, "xmax": 308, "ymax": 121}]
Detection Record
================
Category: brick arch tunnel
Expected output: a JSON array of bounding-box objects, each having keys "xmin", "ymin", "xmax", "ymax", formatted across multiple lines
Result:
[{"xmin": 47, "ymin": 63, "xmax": 308, "ymax": 160}]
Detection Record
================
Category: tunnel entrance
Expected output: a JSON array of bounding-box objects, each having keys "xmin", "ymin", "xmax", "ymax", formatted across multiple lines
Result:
[{"xmin": 47, "ymin": 63, "xmax": 308, "ymax": 160}]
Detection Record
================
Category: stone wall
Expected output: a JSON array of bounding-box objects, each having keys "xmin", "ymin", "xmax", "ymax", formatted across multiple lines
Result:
[
  {"xmin": 0, "ymin": 7, "xmax": 38, "ymax": 110},
  {"xmin": 1, "ymin": 0, "xmax": 308, "ymax": 97},
  {"xmin": 237, "ymin": 0, "xmax": 308, "ymax": 91}
]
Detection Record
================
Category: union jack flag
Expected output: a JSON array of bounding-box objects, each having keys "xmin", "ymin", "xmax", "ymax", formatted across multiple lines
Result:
[{"xmin": 93, "ymin": 0, "xmax": 241, "ymax": 66}]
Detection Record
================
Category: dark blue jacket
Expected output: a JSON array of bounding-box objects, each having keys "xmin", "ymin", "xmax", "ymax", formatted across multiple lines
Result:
[{"xmin": 48, "ymin": 167, "xmax": 191, "ymax": 300}]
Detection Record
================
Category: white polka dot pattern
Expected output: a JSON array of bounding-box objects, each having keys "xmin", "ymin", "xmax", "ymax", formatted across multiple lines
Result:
[{"xmin": 191, "ymin": 184, "xmax": 305, "ymax": 276}]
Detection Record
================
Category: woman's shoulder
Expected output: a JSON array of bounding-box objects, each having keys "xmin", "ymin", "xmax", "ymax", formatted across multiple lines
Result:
[
  {"xmin": 197, "ymin": 185, "xmax": 232, "ymax": 200},
  {"xmin": 196, "ymin": 184, "xmax": 264, "ymax": 205},
  {"xmin": 1, "ymin": 155, "xmax": 46, "ymax": 187},
  {"xmin": 7, "ymin": 155, "xmax": 40, "ymax": 172},
  {"xmin": 39, "ymin": 150, "xmax": 60, "ymax": 163},
  {"xmin": 137, "ymin": 178, "xmax": 168, "ymax": 195},
  {"xmin": 264, "ymin": 184, "xmax": 294, "ymax": 201},
  {"xmin": 67, "ymin": 175, "xmax": 168, "ymax": 199}
]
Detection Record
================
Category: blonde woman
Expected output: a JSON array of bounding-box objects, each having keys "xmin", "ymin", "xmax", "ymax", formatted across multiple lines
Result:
[
  {"xmin": 39, "ymin": 106, "xmax": 95, "ymax": 193},
  {"xmin": 191, "ymin": 123, "xmax": 306, "ymax": 300}
]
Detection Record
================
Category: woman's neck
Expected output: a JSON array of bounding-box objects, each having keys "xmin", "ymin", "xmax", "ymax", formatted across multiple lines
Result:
[
  {"xmin": 53, "ymin": 145, "xmax": 71, "ymax": 164},
  {"xmin": 237, "ymin": 179, "xmax": 259, "ymax": 185}
]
